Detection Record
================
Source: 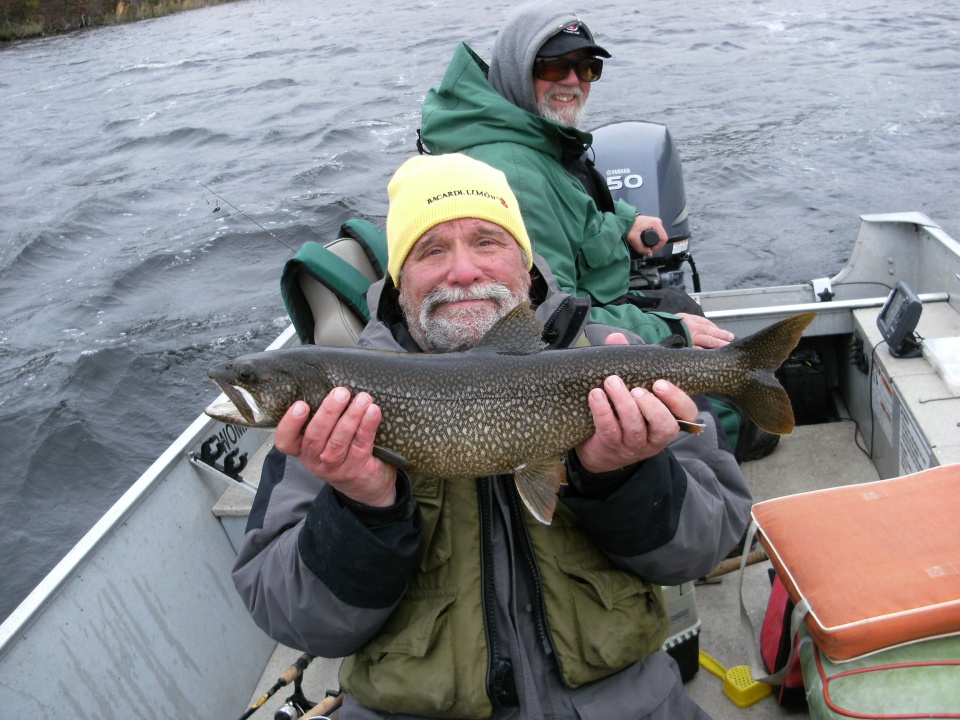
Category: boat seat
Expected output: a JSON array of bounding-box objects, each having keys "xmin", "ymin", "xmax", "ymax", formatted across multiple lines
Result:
[
  {"xmin": 281, "ymin": 233, "xmax": 381, "ymax": 347},
  {"xmin": 296, "ymin": 236, "xmax": 382, "ymax": 347}
]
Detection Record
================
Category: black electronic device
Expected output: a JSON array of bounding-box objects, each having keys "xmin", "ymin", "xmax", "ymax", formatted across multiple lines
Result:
[{"xmin": 876, "ymin": 281, "xmax": 923, "ymax": 358}]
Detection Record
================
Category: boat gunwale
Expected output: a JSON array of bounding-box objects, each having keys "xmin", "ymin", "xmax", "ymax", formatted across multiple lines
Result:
[{"xmin": 0, "ymin": 324, "xmax": 300, "ymax": 656}]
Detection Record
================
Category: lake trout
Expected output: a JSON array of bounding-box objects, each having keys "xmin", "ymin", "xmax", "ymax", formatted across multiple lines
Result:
[{"xmin": 205, "ymin": 303, "xmax": 814, "ymax": 523}]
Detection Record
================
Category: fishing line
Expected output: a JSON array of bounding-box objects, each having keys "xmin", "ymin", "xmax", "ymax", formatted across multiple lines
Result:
[{"xmin": 196, "ymin": 180, "xmax": 298, "ymax": 253}]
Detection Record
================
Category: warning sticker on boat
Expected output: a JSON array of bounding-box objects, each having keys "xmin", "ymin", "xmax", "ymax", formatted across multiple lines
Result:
[
  {"xmin": 899, "ymin": 404, "xmax": 931, "ymax": 476},
  {"xmin": 871, "ymin": 361, "xmax": 895, "ymax": 446}
]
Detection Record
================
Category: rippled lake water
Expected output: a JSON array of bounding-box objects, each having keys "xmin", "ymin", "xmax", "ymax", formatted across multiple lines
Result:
[{"xmin": 0, "ymin": 0, "xmax": 958, "ymax": 620}]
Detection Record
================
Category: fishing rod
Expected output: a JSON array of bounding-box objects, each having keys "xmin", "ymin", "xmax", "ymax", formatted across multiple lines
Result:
[
  {"xmin": 196, "ymin": 179, "xmax": 298, "ymax": 253},
  {"xmin": 237, "ymin": 652, "xmax": 315, "ymax": 720},
  {"xmin": 275, "ymin": 689, "xmax": 345, "ymax": 720}
]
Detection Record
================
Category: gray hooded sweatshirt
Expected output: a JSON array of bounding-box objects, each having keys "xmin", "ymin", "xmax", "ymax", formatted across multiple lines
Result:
[{"xmin": 488, "ymin": 0, "xmax": 591, "ymax": 116}]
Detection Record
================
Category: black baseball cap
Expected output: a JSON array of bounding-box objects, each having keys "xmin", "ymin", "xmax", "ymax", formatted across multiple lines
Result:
[{"xmin": 537, "ymin": 22, "xmax": 611, "ymax": 58}]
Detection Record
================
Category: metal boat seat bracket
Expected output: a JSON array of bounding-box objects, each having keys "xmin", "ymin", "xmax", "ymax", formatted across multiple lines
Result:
[{"xmin": 195, "ymin": 435, "xmax": 249, "ymax": 481}]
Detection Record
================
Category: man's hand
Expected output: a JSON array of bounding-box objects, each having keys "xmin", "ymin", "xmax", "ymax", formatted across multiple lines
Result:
[
  {"xmin": 275, "ymin": 389, "xmax": 398, "ymax": 507},
  {"xmin": 626, "ymin": 215, "xmax": 668, "ymax": 256},
  {"xmin": 677, "ymin": 313, "xmax": 734, "ymax": 349},
  {"xmin": 574, "ymin": 333, "xmax": 699, "ymax": 474}
]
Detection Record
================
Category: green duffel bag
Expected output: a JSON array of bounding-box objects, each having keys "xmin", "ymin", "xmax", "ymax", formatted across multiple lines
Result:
[{"xmin": 799, "ymin": 623, "xmax": 960, "ymax": 719}]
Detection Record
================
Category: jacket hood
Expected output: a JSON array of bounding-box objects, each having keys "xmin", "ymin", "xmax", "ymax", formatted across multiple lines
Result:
[
  {"xmin": 488, "ymin": 0, "xmax": 591, "ymax": 116},
  {"xmin": 421, "ymin": 42, "xmax": 591, "ymax": 161}
]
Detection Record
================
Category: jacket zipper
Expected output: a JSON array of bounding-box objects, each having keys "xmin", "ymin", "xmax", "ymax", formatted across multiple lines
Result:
[
  {"xmin": 540, "ymin": 297, "xmax": 569, "ymax": 346},
  {"xmin": 505, "ymin": 479, "xmax": 557, "ymax": 662},
  {"xmin": 479, "ymin": 477, "xmax": 518, "ymax": 708},
  {"xmin": 541, "ymin": 295, "xmax": 591, "ymax": 350}
]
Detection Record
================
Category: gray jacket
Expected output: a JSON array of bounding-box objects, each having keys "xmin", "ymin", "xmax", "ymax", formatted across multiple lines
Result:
[{"xmin": 232, "ymin": 259, "xmax": 750, "ymax": 719}]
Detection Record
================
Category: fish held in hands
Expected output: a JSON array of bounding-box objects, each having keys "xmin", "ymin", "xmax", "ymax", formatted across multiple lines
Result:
[{"xmin": 206, "ymin": 303, "xmax": 813, "ymax": 523}]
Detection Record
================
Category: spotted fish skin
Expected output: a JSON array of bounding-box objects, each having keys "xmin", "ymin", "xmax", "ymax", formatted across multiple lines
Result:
[{"xmin": 206, "ymin": 304, "xmax": 813, "ymax": 479}]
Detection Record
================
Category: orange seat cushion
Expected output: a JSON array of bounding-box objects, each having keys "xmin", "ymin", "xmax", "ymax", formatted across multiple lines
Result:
[{"xmin": 752, "ymin": 464, "xmax": 960, "ymax": 661}]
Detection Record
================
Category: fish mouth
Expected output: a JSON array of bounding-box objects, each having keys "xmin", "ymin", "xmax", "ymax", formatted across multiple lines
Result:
[{"xmin": 205, "ymin": 381, "xmax": 262, "ymax": 426}]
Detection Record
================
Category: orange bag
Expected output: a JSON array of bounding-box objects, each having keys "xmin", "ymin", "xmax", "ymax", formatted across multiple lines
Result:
[{"xmin": 750, "ymin": 464, "xmax": 960, "ymax": 662}]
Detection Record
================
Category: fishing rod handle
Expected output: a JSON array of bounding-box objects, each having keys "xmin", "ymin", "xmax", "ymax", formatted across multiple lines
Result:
[
  {"xmin": 704, "ymin": 549, "xmax": 768, "ymax": 580},
  {"xmin": 279, "ymin": 653, "xmax": 315, "ymax": 684},
  {"xmin": 641, "ymin": 229, "xmax": 661, "ymax": 248},
  {"xmin": 300, "ymin": 692, "xmax": 345, "ymax": 719}
]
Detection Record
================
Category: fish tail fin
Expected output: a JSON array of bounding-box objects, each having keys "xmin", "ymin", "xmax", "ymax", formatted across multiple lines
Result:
[
  {"xmin": 514, "ymin": 458, "xmax": 566, "ymax": 524},
  {"xmin": 726, "ymin": 312, "xmax": 816, "ymax": 435}
]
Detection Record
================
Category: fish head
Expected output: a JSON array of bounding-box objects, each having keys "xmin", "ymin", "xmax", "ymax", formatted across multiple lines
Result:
[{"xmin": 205, "ymin": 350, "xmax": 320, "ymax": 427}]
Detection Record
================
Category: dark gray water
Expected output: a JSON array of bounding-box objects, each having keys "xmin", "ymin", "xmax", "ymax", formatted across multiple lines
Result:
[{"xmin": 1, "ymin": 0, "xmax": 958, "ymax": 621}]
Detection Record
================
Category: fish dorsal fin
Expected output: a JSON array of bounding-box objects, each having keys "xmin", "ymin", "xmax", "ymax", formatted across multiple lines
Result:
[{"xmin": 471, "ymin": 301, "xmax": 547, "ymax": 356}]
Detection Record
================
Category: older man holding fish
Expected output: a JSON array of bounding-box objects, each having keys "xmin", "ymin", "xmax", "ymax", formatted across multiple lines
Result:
[{"xmin": 231, "ymin": 154, "xmax": 755, "ymax": 719}]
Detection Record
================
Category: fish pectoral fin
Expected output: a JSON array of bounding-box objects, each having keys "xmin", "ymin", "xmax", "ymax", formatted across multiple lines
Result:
[
  {"xmin": 677, "ymin": 418, "xmax": 705, "ymax": 434},
  {"xmin": 372, "ymin": 445, "xmax": 415, "ymax": 472},
  {"xmin": 513, "ymin": 458, "xmax": 566, "ymax": 525}
]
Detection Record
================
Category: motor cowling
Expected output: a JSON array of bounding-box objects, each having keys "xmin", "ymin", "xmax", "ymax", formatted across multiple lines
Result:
[{"xmin": 589, "ymin": 121, "xmax": 693, "ymax": 290}]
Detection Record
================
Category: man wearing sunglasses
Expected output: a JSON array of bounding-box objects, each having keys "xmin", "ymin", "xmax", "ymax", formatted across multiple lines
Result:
[
  {"xmin": 420, "ymin": 1, "xmax": 716, "ymax": 348},
  {"xmin": 531, "ymin": 48, "xmax": 605, "ymax": 128},
  {"xmin": 420, "ymin": 1, "xmax": 778, "ymax": 461}
]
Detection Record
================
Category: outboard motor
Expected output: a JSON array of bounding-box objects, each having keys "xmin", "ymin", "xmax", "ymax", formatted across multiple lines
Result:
[{"xmin": 590, "ymin": 121, "xmax": 698, "ymax": 292}]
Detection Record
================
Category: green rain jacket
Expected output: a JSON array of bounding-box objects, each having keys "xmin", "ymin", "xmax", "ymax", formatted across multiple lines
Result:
[{"xmin": 420, "ymin": 43, "xmax": 688, "ymax": 345}]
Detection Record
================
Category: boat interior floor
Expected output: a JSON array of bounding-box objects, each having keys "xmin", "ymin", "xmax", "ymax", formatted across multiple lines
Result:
[{"xmin": 684, "ymin": 420, "xmax": 879, "ymax": 719}]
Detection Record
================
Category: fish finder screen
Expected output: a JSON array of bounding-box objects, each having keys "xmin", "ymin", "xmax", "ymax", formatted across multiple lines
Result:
[{"xmin": 877, "ymin": 281, "xmax": 923, "ymax": 357}]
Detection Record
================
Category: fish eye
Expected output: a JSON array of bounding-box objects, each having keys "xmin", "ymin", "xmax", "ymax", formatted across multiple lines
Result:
[{"xmin": 239, "ymin": 366, "xmax": 256, "ymax": 383}]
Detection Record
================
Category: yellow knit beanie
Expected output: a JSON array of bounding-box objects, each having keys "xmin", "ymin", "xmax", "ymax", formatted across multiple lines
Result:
[{"xmin": 386, "ymin": 154, "xmax": 534, "ymax": 283}]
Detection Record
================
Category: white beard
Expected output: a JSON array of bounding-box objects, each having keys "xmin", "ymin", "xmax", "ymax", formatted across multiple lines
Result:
[
  {"xmin": 538, "ymin": 86, "xmax": 586, "ymax": 128},
  {"xmin": 400, "ymin": 282, "xmax": 530, "ymax": 353}
]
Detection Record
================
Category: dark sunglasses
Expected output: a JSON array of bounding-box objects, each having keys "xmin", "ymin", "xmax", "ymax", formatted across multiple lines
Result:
[{"xmin": 533, "ymin": 56, "xmax": 603, "ymax": 83}]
